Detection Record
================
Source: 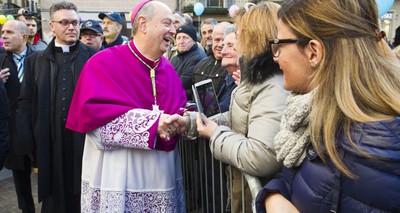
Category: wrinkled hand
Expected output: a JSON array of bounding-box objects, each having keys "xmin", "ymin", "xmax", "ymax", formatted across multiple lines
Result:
[
  {"xmin": 264, "ymin": 193, "xmax": 299, "ymax": 213},
  {"xmin": 158, "ymin": 114, "xmax": 189, "ymax": 141},
  {"xmin": 0, "ymin": 68, "xmax": 10, "ymax": 83},
  {"xmin": 232, "ymin": 69, "xmax": 241, "ymax": 86},
  {"xmin": 157, "ymin": 114, "xmax": 176, "ymax": 141},
  {"xmin": 196, "ymin": 113, "xmax": 218, "ymax": 139},
  {"xmin": 165, "ymin": 114, "xmax": 188, "ymax": 134}
]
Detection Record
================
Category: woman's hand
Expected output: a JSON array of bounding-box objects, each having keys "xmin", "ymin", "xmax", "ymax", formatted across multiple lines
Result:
[
  {"xmin": 264, "ymin": 193, "xmax": 299, "ymax": 213},
  {"xmin": 196, "ymin": 113, "xmax": 218, "ymax": 139},
  {"xmin": 232, "ymin": 69, "xmax": 241, "ymax": 86},
  {"xmin": 165, "ymin": 114, "xmax": 189, "ymax": 134}
]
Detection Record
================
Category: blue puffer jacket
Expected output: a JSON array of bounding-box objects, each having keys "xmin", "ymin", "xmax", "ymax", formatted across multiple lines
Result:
[{"xmin": 256, "ymin": 117, "xmax": 400, "ymax": 213}]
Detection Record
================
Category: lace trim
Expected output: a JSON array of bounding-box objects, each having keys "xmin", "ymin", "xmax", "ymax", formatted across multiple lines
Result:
[
  {"xmin": 81, "ymin": 180, "xmax": 186, "ymax": 212},
  {"xmin": 99, "ymin": 109, "xmax": 161, "ymax": 150}
]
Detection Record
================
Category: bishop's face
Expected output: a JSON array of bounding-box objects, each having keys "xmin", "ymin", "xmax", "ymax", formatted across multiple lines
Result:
[{"xmin": 143, "ymin": 3, "xmax": 176, "ymax": 58}]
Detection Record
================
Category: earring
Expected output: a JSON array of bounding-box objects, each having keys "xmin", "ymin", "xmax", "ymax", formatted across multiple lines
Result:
[{"xmin": 310, "ymin": 61, "xmax": 318, "ymax": 68}]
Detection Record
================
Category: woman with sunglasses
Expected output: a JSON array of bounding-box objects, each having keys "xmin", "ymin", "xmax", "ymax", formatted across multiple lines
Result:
[{"xmin": 255, "ymin": 0, "xmax": 400, "ymax": 212}]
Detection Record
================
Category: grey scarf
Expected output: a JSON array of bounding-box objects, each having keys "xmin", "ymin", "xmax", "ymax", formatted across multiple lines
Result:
[{"xmin": 274, "ymin": 91, "xmax": 314, "ymax": 167}]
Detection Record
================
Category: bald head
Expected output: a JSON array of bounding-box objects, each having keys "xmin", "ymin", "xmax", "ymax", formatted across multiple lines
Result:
[
  {"xmin": 1, "ymin": 20, "xmax": 29, "ymax": 54},
  {"xmin": 132, "ymin": 0, "xmax": 175, "ymax": 60},
  {"xmin": 132, "ymin": 1, "xmax": 153, "ymax": 35},
  {"xmin": 3, "ymin": 20, "xmax": 29, "ymax": 35},
  {"xmin": 132, "ymin": 1, "xmax": 172, "ymax": 36}
]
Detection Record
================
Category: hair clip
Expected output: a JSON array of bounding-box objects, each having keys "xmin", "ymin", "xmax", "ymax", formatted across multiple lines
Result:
[{"xmin": 375, "ymin": 29, "xmax": 386, "ymax": 41}]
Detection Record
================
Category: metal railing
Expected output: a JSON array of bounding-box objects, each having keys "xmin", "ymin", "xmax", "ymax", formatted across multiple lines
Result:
[{"xmin": 179, "ymin": 138, "xmax": 262, "ymax": 213}]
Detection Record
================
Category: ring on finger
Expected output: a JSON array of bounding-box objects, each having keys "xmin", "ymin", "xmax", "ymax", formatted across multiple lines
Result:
[{"xmin": 166, "ymin": 128, "xmax": 173, "ymax": 134}]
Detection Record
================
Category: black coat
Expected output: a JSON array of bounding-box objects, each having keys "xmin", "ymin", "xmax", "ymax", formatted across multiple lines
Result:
[
  {"xmin": 16, "ymin": 39, "xmax": 97, "ymax": 204},
  {"xmin": 171, "ymin": 43, "xmax": 206, "ymax": 99},
  {"xmin": 0, "ymin": 45, "xmax": 35, "ymax": 170},
  {"xmin": 0, "ymin": 80, "xmax": 9, "ymax": 170},
  {"xmin": 193, "ymin": 55, "xmax": 228, "ymax": 100}
]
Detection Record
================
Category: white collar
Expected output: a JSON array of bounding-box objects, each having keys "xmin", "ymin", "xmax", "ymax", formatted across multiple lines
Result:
[{"xmin": 55, "ymin": 41, "xmax": 76, "ymax": 53}]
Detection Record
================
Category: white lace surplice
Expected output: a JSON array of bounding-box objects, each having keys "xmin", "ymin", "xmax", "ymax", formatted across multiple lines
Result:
[{"xmin": 81, "ymin": 109, "xmax": 186, "ymax": 212}]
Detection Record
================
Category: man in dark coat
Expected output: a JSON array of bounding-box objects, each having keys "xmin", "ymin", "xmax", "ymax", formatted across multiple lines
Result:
[
  {"xmin": 193, "ymin": 22, "xmax": 230, "ymax": 97},
  {"xmin": 191, "ymin": 22, "xmax": 231, "ymax": 212},
  {"xmin": 171, "ymin": 24, "xmax": 206, "ymax": 100},
  {"xmin": 0, "ymin": 80, "xmax": 9, "ymax": 171},
  {"xmin": 0, "ymin": 20, "xmax": 36, "ymax": 213},
  {"xmin": 16, "ymin": 2, "xmax": 97, "ymax": 212}
]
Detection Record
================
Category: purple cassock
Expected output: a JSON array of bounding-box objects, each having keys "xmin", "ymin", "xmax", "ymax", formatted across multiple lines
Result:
[
  {"xmin": 66, "ymin": 40, "xmax": 187, "ymax": 151},
  {"xmin": 66, "ymin": 0, "xmax": 187, "ymax": 210}
]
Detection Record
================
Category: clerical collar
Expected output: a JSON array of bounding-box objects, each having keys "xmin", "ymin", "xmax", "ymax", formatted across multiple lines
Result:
[
  {"xmin": 132, "ymin": 40, "xmax": 160, "ymax": 67},
  {"xmin": 55, "ymin": 41, "xmax": 76, "ymax": 53}
]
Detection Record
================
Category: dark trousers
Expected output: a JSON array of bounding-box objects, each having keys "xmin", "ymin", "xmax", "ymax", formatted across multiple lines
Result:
[{"xmin": 12, "ymin": 155, "xmax": 35, "ymax": 213}]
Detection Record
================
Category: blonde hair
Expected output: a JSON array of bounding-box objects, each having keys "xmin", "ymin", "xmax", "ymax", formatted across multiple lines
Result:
[
  {"xmin": 279, "ymin": 0, "xmax": 400, "ymax": 177},
  {"xmin": 235, "ymin": 1, "xmax": 280, "ymax": 60}
]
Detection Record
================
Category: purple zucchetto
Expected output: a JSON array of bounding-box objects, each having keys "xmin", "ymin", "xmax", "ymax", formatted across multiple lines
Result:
[{"xmin": 131, "ymin": 0, "xmax": 152, "ymax": 25}]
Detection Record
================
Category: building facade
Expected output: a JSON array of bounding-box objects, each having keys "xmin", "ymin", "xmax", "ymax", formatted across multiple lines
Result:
[{"xmin": 1, "ymin": 0, "xmax": 400, "ymax": 45}]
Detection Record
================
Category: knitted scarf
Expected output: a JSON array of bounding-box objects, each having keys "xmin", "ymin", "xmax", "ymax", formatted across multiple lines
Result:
[{"xmin": 274, "ymin": 90, "xmax": 315, "ymax": 167}]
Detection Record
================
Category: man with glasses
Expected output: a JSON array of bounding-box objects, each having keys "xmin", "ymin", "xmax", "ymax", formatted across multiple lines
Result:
[
  {"xmin": 16, "ymin": 2, "xmax": 97, "ymax": 212},
  {"xmin": 80, "ymin": 19, "xmax": 104, "ymax": 50}
]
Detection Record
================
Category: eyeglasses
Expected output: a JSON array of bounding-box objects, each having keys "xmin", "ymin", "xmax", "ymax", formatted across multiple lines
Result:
[
  {"xmin": 52, "ymin": 20, "xmax": 79, "ymax": 28},
  {"xmin": 81, "ymin": 33, "xmax": 102, "ymax": 38},
  {"xmin": 269, "ymin": 38, "xmax": 301, "ymax": 57}
]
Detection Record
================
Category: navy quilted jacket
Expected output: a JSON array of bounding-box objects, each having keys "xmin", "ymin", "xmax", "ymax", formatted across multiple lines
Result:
[{"xmin": 256, "ymin": 117, "xmax": 400, "ymax": 213}]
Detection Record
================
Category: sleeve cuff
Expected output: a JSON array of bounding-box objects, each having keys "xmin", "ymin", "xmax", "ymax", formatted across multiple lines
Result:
[{"xmin": 255, "ymin": 178, "xmax": 290, "ymax": 212}]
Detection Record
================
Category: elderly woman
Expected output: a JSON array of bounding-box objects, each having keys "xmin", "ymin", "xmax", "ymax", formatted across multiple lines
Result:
[
  {"xmin": 217, "ymin": 24, "xmax": 238, "ymax": 112},
  {"xmin": 167, "ymin": 2, "xmax": 289, "ymax": 212},
  {"xmin": 255, "ymin": 0, "xmax": 400, "ymax": 212}
]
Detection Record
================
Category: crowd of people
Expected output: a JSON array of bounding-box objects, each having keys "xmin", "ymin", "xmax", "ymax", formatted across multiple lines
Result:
[{"xmin": 0, "ymin": 0, "xmax": 399, "ymax": 212}]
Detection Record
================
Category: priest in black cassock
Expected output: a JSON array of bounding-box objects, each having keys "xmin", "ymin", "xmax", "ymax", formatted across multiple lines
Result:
[{"xmin": 16, "ymin": 2, "xmax": 97, "ymax": 212}]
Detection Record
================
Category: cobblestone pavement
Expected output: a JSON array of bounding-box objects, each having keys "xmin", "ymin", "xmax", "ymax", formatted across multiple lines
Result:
[{"xmin": 0, "ymin": 169, "xmax": 41, "ymax": 212}]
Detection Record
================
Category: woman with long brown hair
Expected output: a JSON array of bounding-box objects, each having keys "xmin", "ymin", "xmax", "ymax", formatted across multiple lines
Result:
[{"xmin": 256, "ymin": 0, "xmax": 400, "ymax": 212}]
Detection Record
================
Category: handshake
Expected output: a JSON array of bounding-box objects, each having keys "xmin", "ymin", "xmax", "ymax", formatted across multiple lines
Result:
[
  {"xmin": 157, "ymin": 112, "xmax": 219, "ymax": 141},
  {"xmin": 158, "ymin": 114, "xmax": 190, "ymax": 141}
]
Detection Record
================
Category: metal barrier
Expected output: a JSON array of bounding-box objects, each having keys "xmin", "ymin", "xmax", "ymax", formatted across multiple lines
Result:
[{"xmin": 179, "ymin": 138, "xmax": 262, "ymax": 213}]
